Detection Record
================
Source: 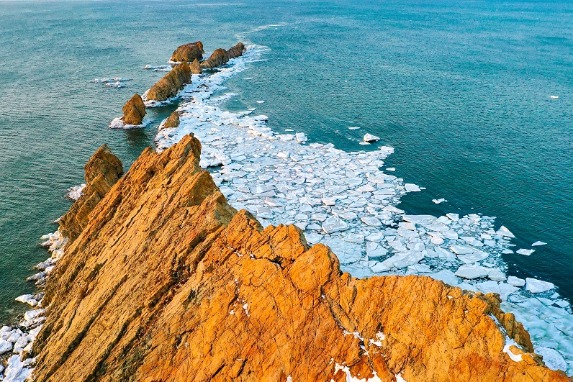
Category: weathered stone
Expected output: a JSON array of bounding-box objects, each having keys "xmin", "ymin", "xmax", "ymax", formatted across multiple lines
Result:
[
  {"xmin": 146, "ymin": 62, "xmax": 191, "ymax": 101},
  {"xmin": 190, "ymin": 58, "xmax": 202, "ymax": 74},
  {"xmin": 58, "ymin": 145, "xmax": 123, "ymax": 242},
  {"xmin": 32, "ymin": 135, "xmax": 569, "ymax": 382},
  {"xmin": 170, "ymin": 41, "xmax": 204, "ymax": 62},
  {"xmin": 160, "ymin": 110, "xmax": 180, "ymax": 130},
  {"xmin": 201, "ymin": 42, "xmax": 246, "ymax": 69},
  {"xmin": 121, "ymin": 93, "xmax": 145, "ymax": 125}
]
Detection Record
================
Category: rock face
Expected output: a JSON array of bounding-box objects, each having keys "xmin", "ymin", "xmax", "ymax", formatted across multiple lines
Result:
[
  {"xmin": 32, "ymin": 136, "xmax": 569, "ymax": 382},
  {"xmin": 58, "ymin": 145, "xmax": 123, "ymax": 241},
  {"xmin": 121, "ymin": 93, "xmax": 146, "ymax": 125},
  {"xmin": 146, "ymin": 62, "xmax": 191, "ymax": 101},
  {"xmin": 160, "ymin": 110, "xmax": 180, "ymax": 130},
  {"xmin": 201, "ymin": 42, "xmax": 246, "ymax": 69},
  {"xmin": 170, "ymin": 41, "xmax": 204, "ymax": 62},
  {"xmin": 190, "ymin": 58, "xmax": 202, "ymax": 74}
]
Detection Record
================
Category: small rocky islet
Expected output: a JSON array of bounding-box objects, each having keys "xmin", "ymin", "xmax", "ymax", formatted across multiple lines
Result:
[{"xmin": 1, "ymin": 39, "xmax": 572, "ymax": 381}]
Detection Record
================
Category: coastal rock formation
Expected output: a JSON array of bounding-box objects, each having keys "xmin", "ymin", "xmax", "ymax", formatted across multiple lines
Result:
[
  {"xmin": 121, "ymin": 93, "xmax": 146, "ymax": 125},
  {"xmin": 31, "ymin": 135, "xmax": 568, "ymax": 382},
  {"xmin": 201, "ymin": 42, "xmax": 246, "ymax": 69},
  {"xmin": 190, "ymin": 58, "xmax": 202, "ymax": 74},
  {"xmin": 160, "ymin": 110, "xmax": 180, "ymax": 130},
  {"xmin": 58, "ymin": 145, "xmax": 123, "ymax": 241},
  {"xmin": 170, "ymin": 41, "xmax": 204, "ymax": 63},
  {"xmin": 146, "ymin": 62, "xmax": 191, "ymax": 101}
]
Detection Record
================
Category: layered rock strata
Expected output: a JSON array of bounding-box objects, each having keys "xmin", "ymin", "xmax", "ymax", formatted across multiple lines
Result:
[
  {"xmin": 201, "ymin": 42, "xmax": 246, "ymax": 69},
  {"xmin": 31, "ymin": 135, "xmax": 568, "ymax": 382},
  {"xmin": 146, "ymin": 62, "xmax": 191, "ymax": 101},
  {"xmin": 170, "ymin": 41, "xmax": 204, "ymax": 63},
  {"xmin": 121, "ymin": 93, "xmax": 146, "ymax": 125},
  {"xmin": 58, "ymin": 145, "xmax": 123, "ymax": 241}
]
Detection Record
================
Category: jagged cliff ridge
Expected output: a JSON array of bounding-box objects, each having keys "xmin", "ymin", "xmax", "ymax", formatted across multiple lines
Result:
[{"xmin": 31, "ymin": 135, "xmax": 568, "ymax": 381}]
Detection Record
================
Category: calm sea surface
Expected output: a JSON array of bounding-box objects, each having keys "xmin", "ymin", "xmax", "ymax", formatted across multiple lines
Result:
[{"xmin": 0, "ymin": 0, "xmax": 571, "ymax": 322}]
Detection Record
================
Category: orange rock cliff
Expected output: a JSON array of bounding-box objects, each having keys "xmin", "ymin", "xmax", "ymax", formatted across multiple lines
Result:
[{"xmin": 31, "ymin": 135, "xmax": 570, "ymax": 381}]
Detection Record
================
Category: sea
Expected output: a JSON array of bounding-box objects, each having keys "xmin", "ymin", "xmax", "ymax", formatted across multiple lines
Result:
[{"xmin": 0, "ymin": 0, "xmax": 571, "ymax": 348}]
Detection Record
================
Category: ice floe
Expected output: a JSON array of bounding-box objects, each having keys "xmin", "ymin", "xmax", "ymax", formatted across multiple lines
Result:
[
  {"xmin": 363, "ymin": 133, "xmax": 380, "ymax": 143},
  {"xmin": 90, "ymin": 77, "xmax": 131, "ymax": 88}
]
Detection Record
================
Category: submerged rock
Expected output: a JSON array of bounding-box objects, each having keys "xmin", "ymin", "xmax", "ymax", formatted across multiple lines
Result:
[
  {"xmin": 121, "ymin": 93, "xmax": 146, "ymax": 125},
  {"xmin": 201, "ymin": 42, "xmax": 246, "ymax": 69},
  {"xmin": 31, "ymin": 135, "xmax": 568, "ymax": 382},
  {"xmin": 170, "ymin": 41, "xmax": 204, "ymax": 62},
  {"xmin": 146, "ymin": 62, "xmax": 191, "ymax": 101}
]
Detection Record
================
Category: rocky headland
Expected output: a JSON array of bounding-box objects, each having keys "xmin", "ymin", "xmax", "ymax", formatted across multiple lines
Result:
[{"xmin": 22, "ymin": 135, "xmax": 569, "ymax": 381}]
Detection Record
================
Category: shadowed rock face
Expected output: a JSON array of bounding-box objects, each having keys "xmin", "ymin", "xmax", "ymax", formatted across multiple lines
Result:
[
  {"xmin": 190, "ymin": 58, "xmax": 202, "ymax": 74},
  {"xmin": 58, "ymin": 145, "xmax": 123, "ymax": 241},
  {"xmin": 160, "ymin": 110, "xmax": 180, "ymax": 130},
  {"xmin": 170, "ymin": 41, "xmax": 204, "ymax": 62},
  {"xmin": 32, "ymin": 136, "xmax": 569, "ymax": 382},
  {"xmin": 121, "ymin": 93, "xmax": 146, "ymax": 125},
  {"xmin": 201, "ymin": 42, "xmax": 246, "ymax": 69},
  {"xmin": 146, "ymin": 62, "xmax": 191, "ymax": 101}
]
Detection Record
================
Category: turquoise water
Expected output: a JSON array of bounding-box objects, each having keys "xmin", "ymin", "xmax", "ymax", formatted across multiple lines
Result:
[{"xmin": 0, "ymin": 0, "xmax": 572, "ymax": 322}]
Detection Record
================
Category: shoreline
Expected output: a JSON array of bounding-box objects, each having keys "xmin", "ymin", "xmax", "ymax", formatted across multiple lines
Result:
[{"xmin": 1, "ymin": 41, "xmax": 572, "ymax": 378}]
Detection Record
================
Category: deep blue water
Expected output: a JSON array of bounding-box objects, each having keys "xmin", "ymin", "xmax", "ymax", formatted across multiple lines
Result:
[{"xmin": 0, "ymin": 0, "xmax": 571, "ymax": 322}]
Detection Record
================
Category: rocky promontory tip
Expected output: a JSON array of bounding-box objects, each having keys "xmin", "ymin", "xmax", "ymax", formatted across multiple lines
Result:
[
  {"xmin": 121, "ymin": 93, "xmax": 146, "ymax": 125},
  {"xmin": 170, "ymin": 41, "xmax": 204, "ymax": 62},
  {"xmin": 146, "ymin": 61, "xmax": 191, "ymax": 102},
  {"xmin": 160, "ymin": 110, "xmax": 180, "ymax": 130},
  {"xmin": 201, "ymin": 42, "xmax": 246, "ymax": 69},
  {"xmin": 58, "ymin": 145, "xmax": 123, "ymax": 242},
  {"xmin": 30, "ymin": 135, "xmax": 569, "ymax": 382}
]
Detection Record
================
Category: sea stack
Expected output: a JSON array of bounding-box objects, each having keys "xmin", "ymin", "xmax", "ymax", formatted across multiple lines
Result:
[
  {"xmin": 160, "ymin": 110, "xmax": 180, "ymax": 130},
  {"xmin": 170, "ymin": 41, "xmax": 204, "ymax": 62},
  {"xmin": 146, "ymin": 62, "xmax": 191, "ymax": 101},
  {"xmin": 30, "ymin": 135, "xmax": 569, "ymax": 382},
  {"xmin": 121, "ymin": 93, "xmax": 146, "ymax": 125},
  {"xmin": 201, "ymin": 42, "xmax": 246, "ymax": 69}
]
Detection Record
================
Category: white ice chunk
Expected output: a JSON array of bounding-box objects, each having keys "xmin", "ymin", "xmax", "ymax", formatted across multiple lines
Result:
[
  {"xmin": 532, "ymin": 241, "xmax": 547, "ymax": 246},
  {"xmin": 497, "ymin": 226, "xmax": 515, "ymax": 238},
  {"xmin": 363, "ymin": 133, "xmax": 380, "ymax": 143},
  {"xmin": 322, "ymin": 217, "xmax": 349, "ymax": 234},
  {"xmin": 516, "ymin": 249, "xmax": 535, "ymax": 256},
  {"xmin": 361, "ymin": 216, "xmax": 382, "ymax": 227},
  {"xmin": 404, "ymin": 183, "xmax": 421, "ymax": 192},
  {"xmin": 507, "ymin": 276, "xmax": 526, "ymax": 287},
  {"xmin": 432, "ymin": 198, "xmax": 447, "ymax": 204},
  {"xmin": 455, "ymin": 264, "xmax": 491, "ymax": 280},
  {"xmin": 537, "ymin": 347, "xmax": 567, "ymax": 371},
  {"xmin": 526, "ymin": 278, "xmax": 555, "ymax": 294}
]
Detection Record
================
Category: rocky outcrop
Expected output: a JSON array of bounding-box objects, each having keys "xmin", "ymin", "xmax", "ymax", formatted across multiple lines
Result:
[
  {"xmin": 227, "ymin": 42, "xmax": 246, "ymax": 59},
  {"xmin": 201, "ymin": 42, "xmax": 246, "ymax": 69},
  {"xmin": 190, "ymin": 58, "xmax": 202, "ymax": 74},
  {"xmin": 31, "ymin": 136, "xmax": 569, "ymax": 381},
  {"xmin": 160, "ymin": 110, "xmax": 180, "ymax": 130},
  {"xmin": 121, "ymin": 93, "xmax": 146, "ymax": 125},
  {"xmin": 58, "ymin": 145, "xmax": 123, "ymax": 242},
  {"xmin": 170, "ymin": 41, "xmax": 204, "ymax": 63},
  {"xmin": 146, "ymin": 62, "xmax": 191, "ymax": 101}
]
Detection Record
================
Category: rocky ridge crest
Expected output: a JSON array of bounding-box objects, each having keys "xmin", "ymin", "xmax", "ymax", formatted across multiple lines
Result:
[{"xmin": 31, "ymin": 135, "xmax": 569, "ymax": 382}]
